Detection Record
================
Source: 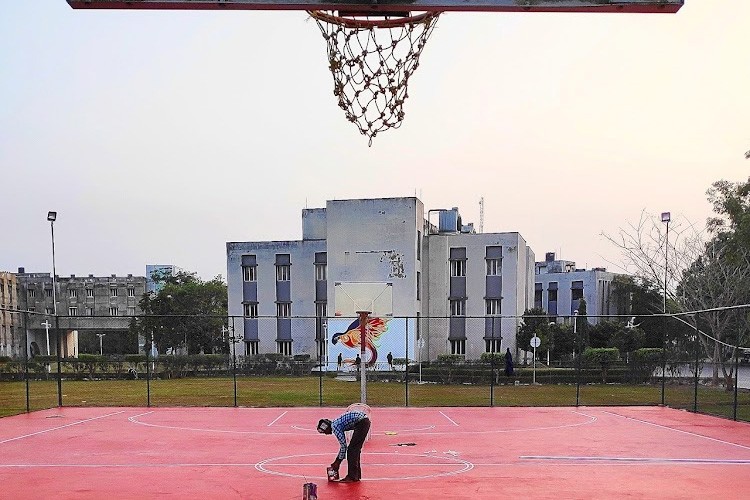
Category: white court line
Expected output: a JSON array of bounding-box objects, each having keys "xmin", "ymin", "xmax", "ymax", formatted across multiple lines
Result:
[
  {"xmin": 267, "ymin": 411, "xmax": 287, "ymax": 427},
  {"xmin": 601, "ymin": 410, "xmax": 750, "ymax": 451},
  {"xmin": 520, "ymin": 455, "xmax": 750, "ymax": 464},
  {"xmin": 128, "ymin": 411, "xmax": 154, "ymax": 420},
  {"xmin": 256, "ymin": 451, "xmax": 474, "ymax": 481},
  {"xmin": 126, "ymin": 409, "xmax": 596, "ymax": 436},
  {"xmin": 439, "ymin": 411, "xmax": 459, "ymax": 426},
  {"xmin": 0, "ymin": 410, "xmax": 125, "ymax": 445}
]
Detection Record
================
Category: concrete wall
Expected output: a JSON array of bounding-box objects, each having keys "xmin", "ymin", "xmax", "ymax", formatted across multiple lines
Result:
[
  {"xmin": 226, "ymin": 239, "xmax": 326, "ymax": 356},
  {"xmin": 326, "ymin": 198, "xmax": 422, "ymax": 318},
  {"xmin": 424, "ymin": 232, "xmax": 534, "ymax": 360}
]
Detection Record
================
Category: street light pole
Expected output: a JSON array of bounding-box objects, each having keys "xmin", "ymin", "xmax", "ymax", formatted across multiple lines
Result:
[
  {"xmin": 41, "ymin": 319, "xmax": 52, "ymax": 373},
  {"xmin": 97, "ymin": 333, "xmax": 106, "ymax": 355},
  {"xmin": 661, "ymin": 212, "xmax": 671, "ymax": 315},
  {"xmin": 661, "ymin": 211, "xmax": 671, "ymax": 406},
  {"xmin": 47, "ymin": 212, "xmax": 58, "ymax": 317}
]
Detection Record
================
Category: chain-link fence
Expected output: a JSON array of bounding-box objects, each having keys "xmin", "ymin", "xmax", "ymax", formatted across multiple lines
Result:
[{"xmin": 2, "ymin": 308, "xmax": 748, "ymax": 422}]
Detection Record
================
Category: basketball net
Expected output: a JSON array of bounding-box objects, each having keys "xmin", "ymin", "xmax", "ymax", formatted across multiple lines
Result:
[{"xmin": 308, "ymin": 11, "xmax": 441, "ymax": 146}]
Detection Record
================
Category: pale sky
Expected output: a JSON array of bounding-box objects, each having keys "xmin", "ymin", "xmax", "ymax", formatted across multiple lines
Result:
[{"xmin": 1, "ymin": 1, "xmax": 748, "ymax": 281}]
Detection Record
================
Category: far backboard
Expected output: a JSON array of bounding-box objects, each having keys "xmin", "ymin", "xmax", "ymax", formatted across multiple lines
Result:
[
  {"xmin": 334, "ymin": 282, "xmax": 393, "ymax": 318},
  {"xmin": 67, "ymin": 0, "xmax": 683, "ymax": 14}
]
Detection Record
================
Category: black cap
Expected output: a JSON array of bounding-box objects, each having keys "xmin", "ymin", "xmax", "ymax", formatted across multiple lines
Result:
[{"xmin": 317, "ymin": 419, "xmax": 332, "ymax": 434}]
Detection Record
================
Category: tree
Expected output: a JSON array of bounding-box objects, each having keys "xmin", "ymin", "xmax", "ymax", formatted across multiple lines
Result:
[
  {"xmin": 611, "ymin": 275, "xmax": 664, "ymax": 348},
  {"xmin": 130, "ymin": 271, "xmax": 228, "ymax": 355},
  {"xmin": 604, "ymin": 197, "xmax": 750, "ymax": 388},
  {"xmin": 518, "ymin": 308, "xmax": 551, "ymax": 365},
  {"xmin": 549, "ymin": 323, "xmax": 575, "ymax": 363}
]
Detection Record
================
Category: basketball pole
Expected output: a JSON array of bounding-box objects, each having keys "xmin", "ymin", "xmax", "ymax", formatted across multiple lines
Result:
[{"xmin": 357, "ymin": 310, "xmax": 370, "ymax": 404}]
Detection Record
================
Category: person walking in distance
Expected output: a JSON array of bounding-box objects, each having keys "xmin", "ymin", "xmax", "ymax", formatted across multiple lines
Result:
[
  {"xmin": 387, "ymin": 351, "xmax": 393, "ymax": 371},
  {"xmin": 504, "ymin": 347, "xmax": 514, "ymax": 377},
  {"xmin": 337, "ymin": 352, "xmax": 343, "ymax": 371},
  {"xmin": 317, "ymin": 409, "xmax": 371, "ymax": 482}
]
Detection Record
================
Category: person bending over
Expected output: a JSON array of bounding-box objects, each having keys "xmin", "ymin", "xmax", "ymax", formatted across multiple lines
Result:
[{"xmin": 317, "ymin": 409, "xmax": 371, "ymax": 483}]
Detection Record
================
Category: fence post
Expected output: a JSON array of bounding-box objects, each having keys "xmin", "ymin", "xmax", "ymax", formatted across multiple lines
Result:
[
  {"xmin": 23, "ymin": 311, "xmax": 30, "ymax": 413},
  {"xmin": 318, "ymin": 317, "xmax": 323, "ymax": 408},
  {"xmin": 693, "ymin": 313, "xmax": 699, "ymax": 413},
  {"xmin": 490, "ymin": 316, "xmax": 494, "ymax": 407},
  {"xmin": 733, "ymin": 343, "xmax": 739, "ymax": 421},
  {"xmin": 575, "ymin": 315, "xmax": 581, "ymax": 407},
  {"xmin": 661, "ymin": 314, "xmax": 667, "ymax": 406},
  {"xmin": 55, "ymin": 315, "xmax": 62, "ymax": 407},
  {"xmin": 405, "ymin": 317, "xmax": 409, "ymax": 408},
  {"xmin": 232, "ymin": 316, "xmax": 238, "ymax": 408},
  {"xmin": 146, "ymin": 329, "xmax": 151, "ymax": 408}
]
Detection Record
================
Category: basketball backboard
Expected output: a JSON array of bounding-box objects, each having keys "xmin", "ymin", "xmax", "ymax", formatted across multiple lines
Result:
[
  {"xmin": 334, "ymin": 282, "xmax": 393, "ymax": 318},
  {"xmin": 67, "ymin": 0, "xmax": 683, "ymax": 14}
]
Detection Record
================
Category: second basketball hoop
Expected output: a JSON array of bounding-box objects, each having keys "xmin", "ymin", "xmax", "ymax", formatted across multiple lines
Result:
[{"xmin": 308, "ymin": 10, "xmax": 441, "ymax": 146}]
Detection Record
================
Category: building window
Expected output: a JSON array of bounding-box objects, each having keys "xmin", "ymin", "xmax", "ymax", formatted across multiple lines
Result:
[
  {"xmin": 485, "ymin": 299, "xmax": 501, "ymax": 315},
  {"xmin": 450, "ymin": 339, "xmax": 466, "ymax": 355},
  {"xmin": 417, "ymin": 230, "xmax": 422, "ymax": 261},
  {"xmin": 571, "ymin": 282, "xmax": 584, "ymax": 301},
  {"xmin": 109, "ymin": 307, "xmax": 118, "ymax": 316},
  {"xmin": 45, "ymin": 289, "xmax": 52, "ymax": 298},
  {"xmin": 127, "ymin": 287, "xmax": 135, "ymax": 297},
  {"xmin": 485, "ymin": 339, "xmax": 502, "ymax": 353},
  {"xmin": 110, "ymin": 288, "xmax": 118, "ymax": 297},
  {"xmin": 315, "ymin": 263, "xmax": 327, "ymax": 281},
  {"xmin": 28, "ymin": 289, "xmax": 36, "ymax": 299},
  {"xmin": 450, "ymin": 299, "xmax": 466, "ymax": 316},
  {"xmin": 277, "ymin": 340, "xmax": 292, "ymax": 356},
  {"xmin": 69, "ymin": 289, "xmax": 78, "ymax": 299},
  {"xmin": 86, "ymin": 288, "xmax": 94, "ymax": 298},
  {"xmin": 276, "ymin": 303, "xmax": 291, "ymax": 318},
  {"xmin": 45, "ymin": 307, "xmax": 54, "ymax": 315},
  {"xmin": 242, "ymin": 265, "xmax": 257, "ymax": 282},
  {"xmin": 486, "ymin": 258, "xmax": 501, "ymax": 276},
  {"xmin": 450, "ymin": 260, "xmax": 466, "ymax": 277},
  {"xmin": 276, "ymin": 265, "xmax": 290, "ymax": 281},
  {"xmin": 416, "ymin": 271, "xmax": 421, "ymax": 300},
  {"xmin": 243, "ymin": 303, "xmax": 258, "ymax": 318},
  {"xmin": 68, "ymin": 307, "xmax": 77, "ymax": 316},
  {"xmin": 86, "ymin": 308, "xmax": 94, "ymax": 316},
  {"xmin": 248, "ymin": 340, "xmax": 259, "ymax": 356},
  {"xmin": 28, "ymin": 307, "xmax": 35, "ymax": 313},
  {"xmin": 127, "ymin": 306, "xmax": 136, "ymax": 316}
]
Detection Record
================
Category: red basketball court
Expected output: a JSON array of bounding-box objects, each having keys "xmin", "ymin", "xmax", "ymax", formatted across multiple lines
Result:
[{"xmin": 2, "ymin": 406, "xmax": 748, "ymax": 499}]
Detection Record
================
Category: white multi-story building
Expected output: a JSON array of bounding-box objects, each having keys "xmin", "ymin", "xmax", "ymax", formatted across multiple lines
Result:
[
  {"xmin": 534, "ymin": 252, "xmax": 621, "ymax": 324},
  {"xmin": 226, "ymin": 197, "xmax": 535, "ymax": 361}
]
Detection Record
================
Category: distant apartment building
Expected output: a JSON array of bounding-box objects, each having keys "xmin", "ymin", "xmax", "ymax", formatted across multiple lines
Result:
[
  {"xmin": 15, "ymin": 268, "xmax": 147, "ymax": 357},
  {"xmin": 534, "ymin": 252, "xmax": 622, "ymax": 324},
  {"xmin": 227, "ymin": 197, "xmax": 535, "ymax": 362},
  {"xmin": 0, "ymin": 272, "xmax": 21, "ymax": 357}
]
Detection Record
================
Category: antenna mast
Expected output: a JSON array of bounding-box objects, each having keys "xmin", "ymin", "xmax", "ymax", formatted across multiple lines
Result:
[{"xmin": 479, "ymin": 197, "xmax": 485, "ymax": 234}]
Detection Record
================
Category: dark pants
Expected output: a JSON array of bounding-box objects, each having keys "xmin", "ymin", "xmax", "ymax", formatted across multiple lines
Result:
[{"xmin": 346, "ymin": 417, "xmax": 371, "ymax": 480}]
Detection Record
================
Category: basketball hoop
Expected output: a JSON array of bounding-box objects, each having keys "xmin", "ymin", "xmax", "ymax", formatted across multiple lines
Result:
[{"xmin": 308, "ymin": 10, "xmax": 441, "ymax": 146}]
